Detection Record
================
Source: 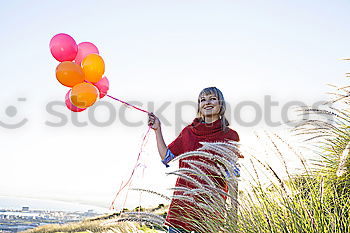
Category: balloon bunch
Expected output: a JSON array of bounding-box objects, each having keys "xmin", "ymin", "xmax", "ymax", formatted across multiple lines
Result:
[
  {"xmin": 50, "ymin": 33, "xmax": 152, "ymax": 211},
  {"xmin": 49, "ymin": 33, "xmax": 109, "ymax": 112}
]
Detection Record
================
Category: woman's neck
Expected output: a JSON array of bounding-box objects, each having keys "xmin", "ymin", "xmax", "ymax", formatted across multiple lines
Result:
[{"xmin": 203, "ymin": 115, "xmax": 220, "ymax": 123}]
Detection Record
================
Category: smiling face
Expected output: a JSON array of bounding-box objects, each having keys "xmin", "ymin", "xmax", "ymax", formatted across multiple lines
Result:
[
  {"xmin": 199, "ymin": 93, "xmax": 221, "ymax": 122},
  {"xmin": 196, "ymin": 87, "xmax": 227, "ymax": 124}
]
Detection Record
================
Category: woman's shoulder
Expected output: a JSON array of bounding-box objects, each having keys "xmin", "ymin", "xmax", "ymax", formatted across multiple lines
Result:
[
  {"xmin": 225, "ymin": 127, "xmax": 240, "ymax": 142},
  {"xmin": 179, "ymin": 123, "xmax": 192, "ymax": 134}
]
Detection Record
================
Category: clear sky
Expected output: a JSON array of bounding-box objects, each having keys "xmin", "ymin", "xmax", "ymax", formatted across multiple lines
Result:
[{"xmin": 1, "ymin": 0, "xmax": 350, "ymax": 210}]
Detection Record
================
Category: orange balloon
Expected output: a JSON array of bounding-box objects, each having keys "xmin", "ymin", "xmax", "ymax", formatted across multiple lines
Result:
[
  {"xmin": 70, "ymin": 83, "xmax": 99, "ymax": 108},
  {"xmin": 55, "ymin": 61, "xmax": 85, "ymax": 87},
  {"xmin": 82, "ymin": 54, "xmax": 105, "ymax": 83}
]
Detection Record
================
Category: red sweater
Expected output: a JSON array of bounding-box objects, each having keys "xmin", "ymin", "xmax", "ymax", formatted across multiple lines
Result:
[{"xmin": 165, "ymin": 118, "xmax": 240, "ymax": 231}]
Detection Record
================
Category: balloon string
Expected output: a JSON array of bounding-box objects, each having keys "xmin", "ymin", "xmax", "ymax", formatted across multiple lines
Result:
[
  {"xmin": 106, "ymin": 94, "xmax": 150, "ymax": 114},
  {"xmin": 106, "ymin": 93, "xmax": 150, "ymax": 210},
  {"xmin": 109, "ymin": 126, "xmax": 151, "ymax": 210},
  {"xmin": 121, "ymin": 181, "xmax": 132, "ymax": 211},
  {"xmin": 121, "ymin": 143, "xmax": 148, "ymax": 211}
]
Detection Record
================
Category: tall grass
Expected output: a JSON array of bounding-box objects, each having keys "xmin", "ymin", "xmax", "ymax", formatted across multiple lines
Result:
[{"xmin": 238, "ymin": 136, "xmax": 349, "ymax": 232}]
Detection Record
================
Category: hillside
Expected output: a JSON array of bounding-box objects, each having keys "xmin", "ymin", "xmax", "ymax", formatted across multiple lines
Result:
[{"xmin": 23, "ymin": 205, "xmax": 169, "ymax": 233}]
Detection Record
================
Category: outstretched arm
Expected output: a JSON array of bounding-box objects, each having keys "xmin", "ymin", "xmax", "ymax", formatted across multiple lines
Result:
[{"xmin": 148, "ymin": 113, "xmax": 167, "ymax": 160}]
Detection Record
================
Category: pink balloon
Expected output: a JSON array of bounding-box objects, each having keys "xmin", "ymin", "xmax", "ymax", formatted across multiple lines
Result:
[
  {"xmin": 93, "ymin": 76, "xmax": 109, "ymax": 98},
  {"xmin": 65, "ymin": 90, "xmax": 86, "ymax": 112},
  {"xmin": 50, "ymin": 33, "xmax": 78, "ymax": 62},
  {"xmin": 75, "ymin": 42, "xmax": 99, "ymax": 65}
]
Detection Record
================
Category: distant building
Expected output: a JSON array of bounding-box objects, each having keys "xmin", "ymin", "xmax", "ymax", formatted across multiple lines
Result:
[{"xmin": 22, "ymin": 207, "xmax": 29, "ymax": 212}]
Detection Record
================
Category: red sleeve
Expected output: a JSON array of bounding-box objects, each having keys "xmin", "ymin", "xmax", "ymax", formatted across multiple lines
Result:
[{"xmin": 167, "ymin": 127, "xmax": 188, "ymax": 157}]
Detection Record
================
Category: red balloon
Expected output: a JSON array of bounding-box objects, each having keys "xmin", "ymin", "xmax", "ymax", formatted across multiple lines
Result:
[
  {"xmin": 75, "ymin": 42, "xmax": 99, "ymax": 65},
  {"xmin": 50, "ymin": 33, "xmax": 78, "ymax": 62},
  {"xmin": 65, "ymin": 90, "xmax": 86, "ymax": 112},
  {"xmin": 93, "ymin": 76, "xmax": 109, "ymax": 98}
]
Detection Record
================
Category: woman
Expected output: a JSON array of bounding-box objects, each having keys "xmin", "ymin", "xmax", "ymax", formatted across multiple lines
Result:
[{"xmin": 148, "ymin": 87, "xmax": 242, "ymax": 233}]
